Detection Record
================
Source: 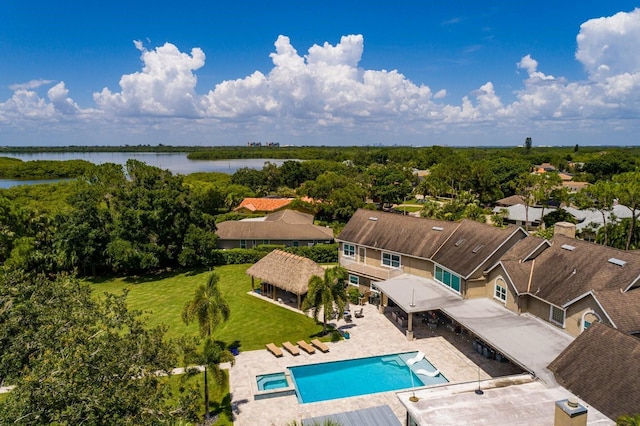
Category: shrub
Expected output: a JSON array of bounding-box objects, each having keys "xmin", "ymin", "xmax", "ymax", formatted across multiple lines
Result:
[{"xmin": 347, "ymin": 286, "xmax": 361, "ymax": 305}]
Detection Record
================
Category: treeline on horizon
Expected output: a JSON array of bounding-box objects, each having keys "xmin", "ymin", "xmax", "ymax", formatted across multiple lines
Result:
[{"xmin": 3, "ymin": 144, "xmax": 640, "ymax": 180}]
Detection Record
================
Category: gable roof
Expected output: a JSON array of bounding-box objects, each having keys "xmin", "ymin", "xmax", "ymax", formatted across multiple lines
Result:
[
  {"xmin": 336, "ymin": 209, "xmax": 458, "ymax": 259},
  {"xmin": 234, "ymin": 197, "xmax": 293, "ymax": 212},
  {"xmin": 263, "ymin": 209, "xmax": 313, "ymax": 224},
  {"xmin": 528, "ymin": 234, "xmax": 640, "ymax": 307},
  {"xmin": 216, "ymin": 211, "xmax": 333, "ymax": 241},
  {"xmin": 245, "ymin": 250, "xmax": 325, "ymax": 295},
  {"xmin": 495, "ymin": 194, "xmax": 526, "ymax": 206},
  {"xmin": 337, "ymin": 209, "xmax": 526, "ymax": 280},
  {"xmin": 548, "ymin": 322, "xmax": 640, "ymax": 420},
  {"xmin": 431, "ymin": 221, "xmax": 526, "ymax": 278},
  {"xmin": 594, "ymin": 288, "xmax": 640, "ymax": 334}
]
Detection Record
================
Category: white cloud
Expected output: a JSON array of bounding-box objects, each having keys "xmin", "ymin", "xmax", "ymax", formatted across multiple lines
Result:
[
  {"xmin": 8, "ymin": 79, "xmax": 55, "ymax": 91},
  {"xmin": 94, "ymin": 41, "xmax": 205, "ymax": 117},
  {"xmin": 3, "ymin": 9, "xmax": 640, "ymax": 146},
  {"xmin": 576, "ymin": 8, "xmax": 640, "ymax": 80}
]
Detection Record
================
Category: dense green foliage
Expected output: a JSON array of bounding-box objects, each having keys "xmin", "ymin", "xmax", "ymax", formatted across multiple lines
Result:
[
  {"xmin": 0, "ymin": 157, "xmax": 93, "ymax": 179},
  {"xmin": 0, "ymin": 270, "xmax": 201, "ymax": 424}
]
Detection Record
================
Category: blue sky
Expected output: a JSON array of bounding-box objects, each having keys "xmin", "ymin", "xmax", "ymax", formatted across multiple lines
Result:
[{"xmin": 1, "ymin": 1, "xmax": 640, "ymax": 147}]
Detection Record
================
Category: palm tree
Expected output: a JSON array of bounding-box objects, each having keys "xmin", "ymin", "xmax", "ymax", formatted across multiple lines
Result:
[
  {"xmin": 302, "ymin": 266, "xmax": 348, "ymax": 335},
  {"xmin": 182, "ymin": 271, "xmax": 230, "ymax": 338},
  {"xmin": 182, "ymin": 271, "xmax": 232, "ymax": 420}
]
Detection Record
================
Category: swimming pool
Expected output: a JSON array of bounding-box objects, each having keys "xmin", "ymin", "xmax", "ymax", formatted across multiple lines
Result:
[
  {"xmin": 256, "ymin": 372, "xmax": 288, "ymax": 391},
  {"xmin": 289, "ymin": 351, "xmax": 447, "ymax": 403}
]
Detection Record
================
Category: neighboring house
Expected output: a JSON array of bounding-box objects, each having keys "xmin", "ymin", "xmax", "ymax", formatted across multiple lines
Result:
[
  {"xmin": 563, "ymin": 204, "xmax": 636, "ymax": 239},
  {"xmin": 548, "ymin": 322, "xmax": 640, "ymax": 420},
  {"xmin": 562, "ymin": 180, "xmax": 589, "ymax": 193},
  {"xmin": 233, "ymin": 197, "xmax": 294, "ymax": 215},
  {"xmin": 486, "ymin": 230, "xmax": 640, "ymax": 337},
  {"xmin": 534, "ymin": 163, "xmax": 557, "ymax": 173},
  {"xmin": 492, "ymin": 204, "xmax": 555, "ymax": 228},
  {"xmin": 495, "ymin": 195, "xmax": 526, "ymax": 207},
  {"xmin": 336, "ymin": 209, "xmax": 527, "ymax": 297},
  {"xmin": 216, "ymin": 209, "xmax": 334, "ymax": 249}
]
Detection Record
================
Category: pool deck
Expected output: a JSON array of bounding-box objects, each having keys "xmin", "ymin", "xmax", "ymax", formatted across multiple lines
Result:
[{"xmin": 228, "ymin": 301, "xmax": 502, "ymax": 425}]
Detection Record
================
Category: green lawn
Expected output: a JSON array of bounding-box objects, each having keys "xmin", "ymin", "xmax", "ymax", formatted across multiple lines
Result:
[{"xmin": 89, "ymin": 264, "xmax": 328, "ymax": 352}]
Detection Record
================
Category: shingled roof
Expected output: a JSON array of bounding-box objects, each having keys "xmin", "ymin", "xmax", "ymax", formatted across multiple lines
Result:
[
  {"xmin": 528, "ymin": 234, "xmax": 640, "ymax": 307},
  {"xmin": 594, "ymin": 288, "xmax": 640, "ymax": 334},
  {"xmin": 216, "ymin": 211, "xmax": 333, "ymax": 241},
  {"xmin": 246, "ymin": 250, "xmax": 325, "ymax": 295},
  {"xmin": 336, "ymin": 209, "xmax": 458, "ymax": 259},
  {"xmin": 548, "ymin": 322, "xmax": 640, "ymax": 421},
  {"xmin": 431, "ymin": 220, "xmax": 526, "ymax": 278},
  {"xmin": 337, "ymin": 209, "xmax": 526, "ymax": 279}
]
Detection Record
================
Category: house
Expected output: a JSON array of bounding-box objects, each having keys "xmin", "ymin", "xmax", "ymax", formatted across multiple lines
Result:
[
  {"xmin": 534, "ymin": 162, "xmax": 557, "ymax": 173},
  {"xmin": 216, "ymin": 209, "xmax": 334, "ymax": 249},
  {"xmin": 548, "ymin": 322, "xmax": 640, "ymax": 420},
  {"xmin": 492, "ymin": 204, "xmax": 555, "ymax": 228},
  {"xmin": 495, "ymin": 194, "xmax": 526, "ymax": 207},
  {"xmin": 233, "ymin": 197, "xmax": 294, "ymax": 215},
  {"xmin": 563, "ymin": 204, "xmax": 636, "ymax": 240},
  {"xmin": 336, "ymin": 209, "xmax": 527, "ymax": 298},
  {"xmin": 486, "ymin": 229, "xmax": 640, "ymax": 337}
]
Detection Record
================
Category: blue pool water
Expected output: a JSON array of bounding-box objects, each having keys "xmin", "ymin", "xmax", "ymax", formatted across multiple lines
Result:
[
  {"xmin": 256, "ymin": 372, "xmax": 288, "ymax": 391},
  {"xmin": 289, "ymin": 352, "xmax": 447, "ymax": 403}
]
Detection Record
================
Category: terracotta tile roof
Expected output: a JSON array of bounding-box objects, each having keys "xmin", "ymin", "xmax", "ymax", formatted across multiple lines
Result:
[
  {"xmin": 548, "ymin": 322, "xmax": 640, "ymax": 420},
  {"xmin": 234, "ymin": 197, "xmax": 293, "ymax": 212}
]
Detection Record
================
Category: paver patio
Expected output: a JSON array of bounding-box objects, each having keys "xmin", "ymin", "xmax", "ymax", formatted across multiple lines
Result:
[{"xmin": 228, "ymin": 300, "xmax": 522, "ymax": 425}]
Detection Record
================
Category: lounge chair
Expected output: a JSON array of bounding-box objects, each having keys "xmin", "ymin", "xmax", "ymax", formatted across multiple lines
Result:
[
  {"xmin": 354, "ymin": 308, "xmax": 364, "ymax": 318},
  {"xmin": 297, "ymin": 340, "xmax": 316, "ymax": 354},
  {"xmin": 406, "ymin": 351, "xmax": 425, "ymax": 366},
  {"xmin": 282, "ymin": 341, "xmax": 300, "ymax": 356},
  {"xmin": 415, "ymin": 368, "xmax": 440, "ymax": 377},
  {"xmin": 265, "ymin": 343, "xmax": 283, "ymax": 357},
  {"xmin": 310, "ymin": 339, "xmax": 330, "ymax": 353}
]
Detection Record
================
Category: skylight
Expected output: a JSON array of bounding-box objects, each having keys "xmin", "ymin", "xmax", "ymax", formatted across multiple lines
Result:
[
  {"xmin": 472, "ymin": 244, "xmax": 484, "ymax": 253},
  {"xmin": 432, "ymin": 226, "xmax": 444, "ymax": 231},
  {"xmin": 368, "ymin": 217, "xmax": 378, "ymax": 221},
  {"xmin": 561, "ymin": 244, "xmax": 576, "ymax": 251},
  {"xmin": 455, "ymin": 238, "xmax": 466, "ymax": 247},
  {"xmin": 608, "ymin": 258, "xmax": 627, "ymax": 267}
]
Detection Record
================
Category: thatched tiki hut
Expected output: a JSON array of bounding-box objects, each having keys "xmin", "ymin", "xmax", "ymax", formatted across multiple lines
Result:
[{"xmin": 246, "ymin": 250, "xmax": 325, "ymax": 309}]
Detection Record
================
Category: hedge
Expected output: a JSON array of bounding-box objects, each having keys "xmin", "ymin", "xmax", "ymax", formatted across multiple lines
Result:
[{"xmin": 211, "ymin": 243, "xmax": 338, "ymax": 265}]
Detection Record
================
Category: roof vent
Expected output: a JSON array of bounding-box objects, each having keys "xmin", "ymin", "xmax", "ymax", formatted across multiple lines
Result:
[
  {"xmin": 608, "ymin": 257, "xmax": 627, "ymax": 267},
  {"xmin": 368, "ymin": 217, "xmax": 378, "ymax": 221},
  {"xmin": 561, "ymin": 244, "xmax": 576, "ymax": 251},
  {"xmin": 472, "ymin": 244, "xmax": 484, "ymax": 253},
  {"xmin": 455, "ymin": 238, "xmax": 466, "ymax": 247},
  {"xmin": 432, "ymin": 226, "xmax": 444, "ymax": 231}
]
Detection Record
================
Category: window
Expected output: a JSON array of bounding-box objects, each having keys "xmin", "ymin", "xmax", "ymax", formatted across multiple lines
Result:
[
  {"xmin": 292, "ymin": 241, "xmax": 299, "ymax": 247},
  {"xmin": 583, "ymin": 319, "xmax": 591, "ymax": 330},
  {"xmin": 434, "ymin": 265, "xmax": 462, "ymax": 293},
  {"xmin": 263, "ymin": 240, "xmax": 270, "ymax": 245},
  {"xmin": 343, "ymin": 243, "xmax": 355, "ymax": 258},
  {"xmin": 370, "ymin": 282, "xmax": 380, "ymax": 294},
  {"xmin": 382, "ymin": 252, "xmax": 401, "ymax": 268},
  {"xmin": 550, "ymin": 306, "xmax": 565, "ymax": 327},
  {"xmin": 348, "ymin": 274, "xmax": 359, "ymax": 287},
  {"xmin": 494, "ymin": 279, "xmax": 507, "ymax": 303},
  {"xmin": 240, "ymin": 240, "xmax": 246, "ymax": 249}
]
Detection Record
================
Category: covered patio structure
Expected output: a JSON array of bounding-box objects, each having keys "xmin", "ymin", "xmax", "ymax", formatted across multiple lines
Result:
[
  {"xmin": 246, "ymin": 249, "xmax": 325, "ymax": 310},
  {"xmin": 375, "ymin": 274, "xmax": 574, "ymax": 385}
]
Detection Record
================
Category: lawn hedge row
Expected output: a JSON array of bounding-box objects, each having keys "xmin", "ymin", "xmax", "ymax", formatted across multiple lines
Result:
[{"xmin": 211, "ymin": 243, "xmax": 338, "ymax": 265}]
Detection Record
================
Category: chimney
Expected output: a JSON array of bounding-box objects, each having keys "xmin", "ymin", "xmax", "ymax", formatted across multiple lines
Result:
[
  {"xmin": 554, "ymin": 222, "xmax": 576, "ymax": 239},
  {"xmin": 554, "ymin": 397, "xmax": 588, "ymax": 426}
]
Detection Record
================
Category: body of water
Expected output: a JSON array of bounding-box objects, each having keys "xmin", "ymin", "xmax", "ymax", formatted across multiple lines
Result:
[{"xmin": 0, "ymin": 152, "xmax": 289, "ymax": 188}]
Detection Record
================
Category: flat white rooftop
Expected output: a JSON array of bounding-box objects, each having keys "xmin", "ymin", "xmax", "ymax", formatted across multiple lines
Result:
[{"xmin": 397, "ymin": 375, "xmax": 613, "ymax": 426}]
